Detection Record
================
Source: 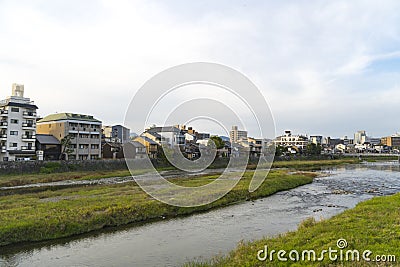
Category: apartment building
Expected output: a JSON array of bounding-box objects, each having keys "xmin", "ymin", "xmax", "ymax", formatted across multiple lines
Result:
[
  {"xmin": 230, "ymin": 126, "xmax": 248, "ymax": 143},
  {"xmin": 274, "ymin": 130, "xmax": 309, "ymax": 149},
  {"xmin": 37, "ymin": 113, "xmax": 102, "ymax": 160},
  {"xmin": 102, "ymin": 125, "xmax": 130, "ymax": 143},
  {"xmin": 381, "ymin": 135, "xmax": 400, "ymax": 148},
  {"xmin": 145, "ymin": 125, "xmax": 185, "ymax": 147},
  {"xmin": 0, "ymin": 84, "xmax": 38, "ymax": 161}
]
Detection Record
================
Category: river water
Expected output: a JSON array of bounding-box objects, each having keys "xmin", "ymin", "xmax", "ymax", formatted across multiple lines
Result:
[{"xmin": 1, "ymin": 161, "xmax": 400, "ymax": 267}]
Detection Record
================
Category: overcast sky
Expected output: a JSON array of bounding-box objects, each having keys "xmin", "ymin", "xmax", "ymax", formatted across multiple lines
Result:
[{"xmin": 1, "ymin": 0, "xmax": 399, "ymax": 138}]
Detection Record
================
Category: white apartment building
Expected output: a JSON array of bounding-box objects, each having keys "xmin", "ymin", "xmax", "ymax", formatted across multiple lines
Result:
[
  {"xmin": 0, "ymin": 84, "xmax": 38, "ymax": 161},
  {"xmin": 145, "ymin": 126, "xmax": 185, "ymax": 147},
  {"xmin": 274, "ymin": 130, "xmax": 309, "ymax": 149}
]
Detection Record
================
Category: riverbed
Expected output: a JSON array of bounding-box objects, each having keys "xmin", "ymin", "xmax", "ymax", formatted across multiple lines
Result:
[{"xmin": 1, "ymin": 161, "xmax": 399, "ymax": 267}]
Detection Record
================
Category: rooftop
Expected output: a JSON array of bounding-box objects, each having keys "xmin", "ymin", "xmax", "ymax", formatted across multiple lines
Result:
[
  {"xmin": 36, "ymin": 134, "xmax": 61, "ymax": 145},
  {"xmin": 38, "ymin": 113, "xmax": 101, "ymax": 123}
]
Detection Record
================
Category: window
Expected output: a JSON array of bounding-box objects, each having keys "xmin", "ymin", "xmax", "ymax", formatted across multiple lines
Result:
[
  {"xmin": 10, "ymin": 119, "xmax": 18, "ymax": 124},
  {"xmin": 10, "ymin": 131, "xmax": 18, "ymax": 136},
  {"xmin": 9, "ymin": 143, "xmax": 17, "ymax": 147},
  {"xmin": 11, "ymin": 107, "xmax": 19, "ymax": 112}
]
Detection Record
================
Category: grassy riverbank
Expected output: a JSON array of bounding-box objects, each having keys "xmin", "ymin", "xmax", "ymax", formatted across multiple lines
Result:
[
  {"xmin": 0, "ymin": 170, "xmax": 316, "ymax": 246},
  {"xmin": 0, "ymin": 158, "xmax": 358, "ymax": 187},
  {"xmin": 185, "ymin": 193, "xmax": 400, "ymax": 266}
]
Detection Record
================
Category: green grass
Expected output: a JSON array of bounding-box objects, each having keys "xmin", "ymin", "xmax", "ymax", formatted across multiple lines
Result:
[
  {"xmin": 0, "ymin": 170, "xmax": 316, "ymax": 246},
  {"xmin": 270, "ymin": 158, "xmax": 360, "ymax": 170},
  {"xmin": 0, "ymin": 159, "xmax": 356, "ymax": 188},
  {"xmin": 185, "ymin": 193, "xmax": 400, "ymax": 266}
]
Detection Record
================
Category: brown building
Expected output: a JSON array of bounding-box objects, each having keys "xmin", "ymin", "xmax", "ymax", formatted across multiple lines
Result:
[
  {"xmin": 134, "ymin": 136, "xmax": 159, "ymax": 158},
  {"xmin": 381, "ymin": 136, "xmax": 400, "ymax": 148},
  {"xmin": 37, "ymin": 113, "xmax": 102, "ymax": 160}
]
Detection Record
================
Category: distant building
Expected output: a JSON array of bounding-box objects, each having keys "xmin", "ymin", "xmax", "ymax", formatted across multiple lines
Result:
[
  {"xmin": 112, "ymin": 125, "xmax": 130, "ymax": 143},
  {"xmin": 35, "ymin": 134, "xmax": 61, "ymax": 160},
  {"xmin": 354, "ymin": 130, "xmax": 367, "ymax": 145},
  {"xmin": 310, "ymin": 135, "xmax": 323, "ymax": 145},
  {"xmin": 366, "ymin": 137, "xmax": 381, "ymax": 146},
  {"xmin": 134, "ymin": 136, "xmax": 159, "ymax": 158},
  {"xmin": 146, "ymin": 125, "xmax": 185, "ymax": 147},
  {"xmin": 274, "ymin": 130, "xmax": 308, "ymax": 149},
  {"xmin": 102, "ymin": 125, "xmax": 130, "ymax": 143},
  {"xmin": 37, "ymin": 113, "xmax": 102, "ymax": 160},
  {"xmin": 230, "ymin": 126, "xmax": 247, "ymax": 143},
  {"xmin": 381, "ymin": 135, "xmax": 400, "ymax": 148},
  {"xmin": 0, "ymin": 84, "xmax": 38, "ymax": 161}
]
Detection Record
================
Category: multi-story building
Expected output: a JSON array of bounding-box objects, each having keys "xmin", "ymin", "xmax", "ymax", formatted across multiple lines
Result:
[
  {"xmin": 37, "ymin": 113, "xmax": 102, "ymax": 160},
  {"xmin": 230, "ymin": 126, "xmax": 247, "ymax": 143},
  {"xmin": 145, "ymin": 125, "xmax": 185, "ymax": 147},
  {"xmin": 354, "ymin": 130, "xmax": 367, "ymax": 145},
  {"xmin": 111, "ymin": 125, "xmax": 130, "ymax": 143},
  {"xmin": 0, "ymin": 84, "xmax": 38, "ymax": 161},
  {"xmin": 102, "ymin": 125, "xmax": 130, "ymax": 143},
  {"xmin": 381, "ymin": 135, "xmax": 400, "ymax": 148},
  {"xmin": 274, "ymin": 130, "xmax": 309, "ymax": 149},
  {"xmin": 310, "ymin": 135, "xmax": 323, "ymax": 145}
]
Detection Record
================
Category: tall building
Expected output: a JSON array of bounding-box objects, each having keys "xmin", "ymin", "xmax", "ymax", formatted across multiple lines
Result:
[
  {"xmin": 0, "ymin": 84, "xmax": 38, "ymax": 161},
  {"xmin": 37, "ymin": 113, "xmax": 102, "ymax": 160},
  {"xmin": 354, "ymin": 130, "xmax": 367, "ymax": 145},
  {"xmin": 112, "ymin": 125, "xmax": 130, "ymax": 143},
  {"xmin": 102, "ymin": 125, "xmax": 130, "ymax": 143},
  {"xmin": 230, "ymin": 126, "xmax": 248, "ymax": 143}
]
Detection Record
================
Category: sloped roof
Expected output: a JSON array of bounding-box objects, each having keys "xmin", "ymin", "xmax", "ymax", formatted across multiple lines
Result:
[
  {"xmin": 130, "ymin": 141, "xmax": 145, "ymax": 148},
  {"xmin": 147, "ymin": 126, "xmax": 180, "ymax": 133},
  {"xmin": 36, "ymin": 134, "xmax": 61, "ymax": 145},
  {"xmin": 136, "ymin": 136, "xmax": 158, "ymax": 145},
  {"xmin": 38, "ymin": 113, "xmax": 101, "ymax": 123}
]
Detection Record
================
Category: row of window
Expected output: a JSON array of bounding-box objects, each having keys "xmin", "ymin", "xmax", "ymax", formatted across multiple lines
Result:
[
  {"xmin": 4, "ymin": 107, "xmax": 35, "ymax": 114},
  {"xmin": 7, "ymin": 131, "xmax": 35, "ymax": 136},
  {"xmin": 69, "ymin": 144, "xmax": 100, "ymax": 149},
  {"xmin": 7, "ymin": 142, "xmax": 34, "ymax": 148},
  {"xmin": 7, "ymin": 119, "xmax": 35, "ymax": 125},
  {"xmin": 69, "ymin": 155, "xmax": 99, "ymax": 160},
  {"xmin": 69, "ymin": 123, "xmax": 101, "ymax": 129},
  {"xmin": 69, "ymin": 134, "xmax": 100, "ymax": 139}
]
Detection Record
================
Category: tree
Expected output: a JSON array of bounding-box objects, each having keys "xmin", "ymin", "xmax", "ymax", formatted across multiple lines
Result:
[
  {"xmin": 275, "ymin": 145, "xmax": 287, "ymax": 157},
  {"xmin": 60, "ymin": 134, "xmax": 74, "ymax": 160},
  {"xmin": 209, "ymin": 136, "xmax": 225, "ymax": 149},
  {"xmin": 305, "ymin": 143, "xmax": 322, "ymax": 155}
]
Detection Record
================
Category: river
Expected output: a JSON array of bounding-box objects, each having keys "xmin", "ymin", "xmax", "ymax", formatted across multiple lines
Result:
[{"xmin": 1, "ymin": 161, "xmax": 400, "ymax": 267}]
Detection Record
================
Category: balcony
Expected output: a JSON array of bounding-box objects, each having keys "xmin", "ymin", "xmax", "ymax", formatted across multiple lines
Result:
[
  {"xmin": 22, "ymin": 134, "xmax": 36, "ymax": 141},
  {"xmin": 21, "ymin": 146, "xmax": 35, "ymax": 151},
  {"xmin": 23, "ymin": 111, "xmax": 37, "ymax": 118},
  {"xmin": 1, "ymin": 146, "xmax": 6, "ymax": 153},
  {"xmin": 0, "ymin": 121, "xmax": 7, "ymax": 128},
  {"xmin": 0, "ymin": 134, "xmax": 7, "ymax": 140},
  {"xmin": 0, "ymin": 110, "xmax": 8, "ymax": 117},
  {"xmin": 22, "ymin": 123, "xmax": 36, "ymax": 129}
]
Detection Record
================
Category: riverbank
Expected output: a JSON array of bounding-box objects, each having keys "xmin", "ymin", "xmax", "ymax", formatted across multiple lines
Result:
[
  {"xmin": 185, "ymin": 192, "xmax": 400, "ymax": 266},
  {"xmin": 0, "ymin": 170, "xmax": 317, "ymax": 247},
  {"xmin": 0, "ymin": 158, "xmax": 359, "ymax": 188}
]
